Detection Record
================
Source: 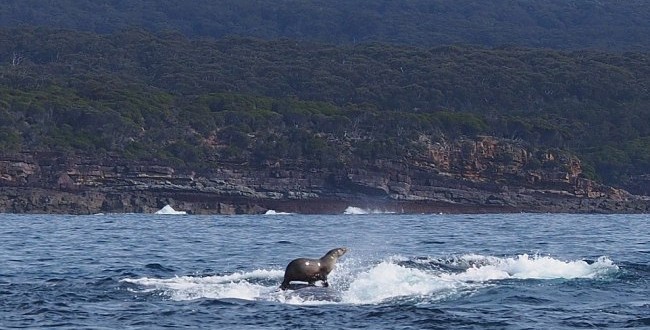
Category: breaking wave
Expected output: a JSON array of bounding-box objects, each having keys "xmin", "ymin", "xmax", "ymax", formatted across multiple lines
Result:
[
  {"xmin": 264, "ymin": 210, "xmax": 294, "ymax": 215},
  {"xmin": 343, "ymin": 206, "xmax": 396, "ymax": 215},
  {"xmin": 155, "ymin": 205, "xmax": 187, "ymax": 215},
  {"xmin": 121, "ymin": 254, "xmax": 618, "ymax": 306}
]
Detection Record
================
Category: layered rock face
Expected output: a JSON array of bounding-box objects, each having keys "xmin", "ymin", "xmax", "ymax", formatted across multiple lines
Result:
[{"xmin": 0, "ymin": 137, "xmax": 648, "ymax": 214}]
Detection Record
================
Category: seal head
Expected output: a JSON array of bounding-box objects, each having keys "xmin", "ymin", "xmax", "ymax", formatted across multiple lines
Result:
[{"xmin": 280, "ymin": 247, "xmax": 348, "ymax": 290}]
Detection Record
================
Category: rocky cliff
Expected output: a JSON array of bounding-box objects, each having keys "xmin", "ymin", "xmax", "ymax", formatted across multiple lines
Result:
[{"xmin": 1, "ymin": 136, "xmax": 648, "ymax": 214}]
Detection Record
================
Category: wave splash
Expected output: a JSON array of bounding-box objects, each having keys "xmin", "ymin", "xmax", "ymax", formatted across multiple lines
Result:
[
  {"xmin": 122, "ymin": 269, "xmax": 283, "ymax": 301},
  {"xmin": 264, "ymin": 210, "xmax": 294, "ymax": 215},
  {"xmin": 343, "ymin": 206, "xmax": 396, "ymax": 215},
  {"xmin": 120, "ymin": 254, "xmax": 618, "ymax": 305},
  {"xmin": 155, "ymin": 205, "xmax": 187, "ymax": 215}
]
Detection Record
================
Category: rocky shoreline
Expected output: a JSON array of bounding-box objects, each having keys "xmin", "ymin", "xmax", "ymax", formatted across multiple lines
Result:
[
  {"xmin": 0, "ymin": 187, "xmax": 495, "ymax": 215},
  {"xmin": 1, "ymin": 138, "xmax": 649, "ymax": 215},
  {"xmin": 2, "ymin": 184, "xmax": 648, "ymax": 215}
]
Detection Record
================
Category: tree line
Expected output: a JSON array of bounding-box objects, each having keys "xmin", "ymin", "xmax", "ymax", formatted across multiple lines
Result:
[{"xmin": 0, "ymin": 0, "xmax": 648, "ymax": 50}]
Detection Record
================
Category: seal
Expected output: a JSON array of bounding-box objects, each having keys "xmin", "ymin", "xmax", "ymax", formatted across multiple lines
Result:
[{"xmin": 280, "ymin": 247, "xmax": 348, "ymax": 290}]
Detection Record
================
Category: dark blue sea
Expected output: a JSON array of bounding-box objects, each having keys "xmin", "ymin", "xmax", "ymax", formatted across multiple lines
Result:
[{"xmin": 1, "ymin": 210, "xmax": 648, "ymax": 329}]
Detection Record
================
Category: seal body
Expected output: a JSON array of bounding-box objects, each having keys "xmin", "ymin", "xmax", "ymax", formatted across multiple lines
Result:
[{"xmin": 280, "ymin": 247, "xmax": 347, "ymax": 290}]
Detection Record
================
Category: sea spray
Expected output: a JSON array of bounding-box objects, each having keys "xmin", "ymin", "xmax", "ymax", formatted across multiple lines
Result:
[
  {"xmin": 155, "ymin": 205, "xmax": 187, "ymax": 215},
  {"xmin": 444, "ymin": 254, "xmax": 620, "ymax": 281},
  {"xmin": 121, "ymin": 254, "xmax": 619, "ymax": 305},
  {"xmin": 264, "ymin": 210, "xmax": 294, "ymax": 215},
  {"xmin": 341, "ymin": 260, "xmax": 463, "ymax": 304},
  {"xmin": 343, "ymin": 206, "xmax": 396, "ymax": 215},
  {"xmin": 122, "ymin": 269, "xmax": 283, "ymax": 301}
]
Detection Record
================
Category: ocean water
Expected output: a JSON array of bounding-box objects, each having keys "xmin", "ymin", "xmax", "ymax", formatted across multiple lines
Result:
[{"xmin": 0, "ymin": 211, "xmax": 648, "ymax": 329}]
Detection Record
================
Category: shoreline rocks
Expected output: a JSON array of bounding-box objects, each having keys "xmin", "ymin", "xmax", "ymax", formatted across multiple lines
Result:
[{"xmin": 1, "ymin": 137, "xmax": 649, "ymax": 215}]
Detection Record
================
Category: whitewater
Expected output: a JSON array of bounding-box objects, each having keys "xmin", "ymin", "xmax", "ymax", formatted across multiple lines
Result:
[
  {"xmin": 121, "ymin": 253, "xmax": 618, "ymax": 306},
  {"xmin": 1, "ymin": 212, "xmax": 648, "ymax": 329}
]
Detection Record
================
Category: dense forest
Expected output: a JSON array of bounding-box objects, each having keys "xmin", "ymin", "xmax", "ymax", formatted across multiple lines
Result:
[
  {"xmin": 1, "ymin": 28, "xmax": 649, "ymax": 189},
  {"xmin": 0, "ymin": 0, "xmax": 648, "ymax": 51}
]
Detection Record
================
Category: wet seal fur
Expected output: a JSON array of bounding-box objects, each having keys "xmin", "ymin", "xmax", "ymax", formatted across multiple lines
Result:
[{"xmin": 280, "ymin": 247, "xmax": 348, "ymax": 290}]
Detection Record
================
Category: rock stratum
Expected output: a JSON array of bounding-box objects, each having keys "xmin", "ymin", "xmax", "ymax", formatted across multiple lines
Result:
[{"xmin": 1, "ymin": 136, "xmax": 648, "ymax": 215}]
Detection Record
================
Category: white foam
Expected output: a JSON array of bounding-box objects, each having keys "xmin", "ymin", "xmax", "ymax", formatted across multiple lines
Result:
[
  {"xmin": 446, "ymin": 254, "xmax": 618, "ymax": 281},
  {"xmin": 342, "ymin": 260, "xmax": 463, "ymax": 304},
  {"xmin": 343, "ymin": 206, "xmax": 395, "ymax": 215},
  {"xmin": 155, "ymin": 205, "xmax": 187, "ymax": 215},
  {"xmin": 264, "ymin": 210, "xmax": 293, "ymax": 215},
  {"xmin": 121, "ymin": 269, "xmax": 283, "ymax": 301},
  {"xmin": 121, "ymin": 254, "xmax": 619, "ymax": 305}
]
